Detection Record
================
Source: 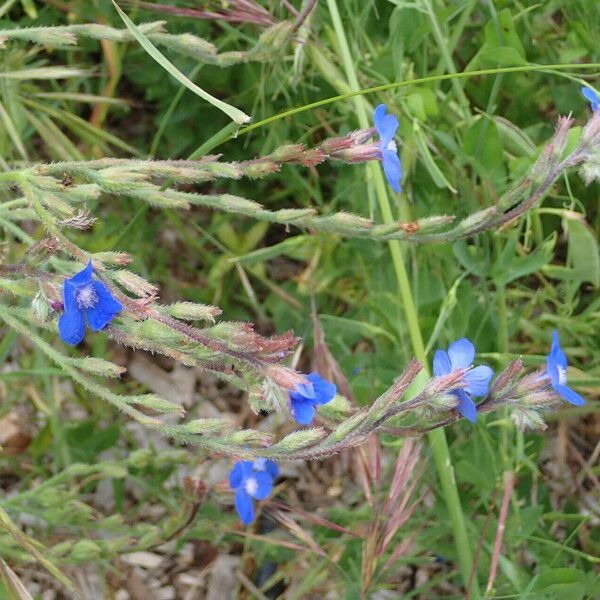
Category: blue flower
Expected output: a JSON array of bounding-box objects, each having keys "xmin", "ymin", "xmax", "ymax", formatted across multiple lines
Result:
[
  {"xmin": 58, "ymin": 261, "xmax": 123, "ymax": 346},
  {"xmin": 545, "ymin": 331, "xmax": 585, "ymax": 406},
  {"xmin": 229, "ymin": 459, "xmax": 278, "ymax": 525},
  {"xmin": 373, "ymin": 104, "xmax": 402, "ymax": 192},
  {"xmin": 581, "ymin": 86, "xmax": 600, "ymax": 112},
  {"xmin": 289, "ymin": 372, "xmax": 336, "ymax": 425},
  {"xmin": 433, "ymin": 338, "xmax": 494, "ymax": 423}
]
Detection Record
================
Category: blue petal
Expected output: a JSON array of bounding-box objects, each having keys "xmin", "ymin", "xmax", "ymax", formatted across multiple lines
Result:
[
  {"xmin": 85, "ymin": 281, "xmax": 123, "ymax": 331},
  {"xmin": 382, "ymin": 149, "xmax": 402, "ymax": 192},
  {"xmin": 252, "ymin": 471, "xmax": 273, "ymax": 500},
  {"xmin": 292, "ymin": 378, "xmax": 316, "ymax": 401},
  {"xmin": 550, "ymin": 331, "xmax": 567, "ymax": 371},
  {"xmin": 252, "ymin": 458, "xmax": 279, "ymax": 479},
  {"xmin": 58, "ymin": 303, "xmax": 86, "ymax": 345},
  {"xmin": 465, "ymin": 365, "xmax": 494, "ymax": 397},
  {"xmin": 229, "ymin": 461, "xmax": 253, "ymax": 489},
  {"xmin": 307, "ymin": 373, "xmax": 336, "ymax": 405},
  {"xmin": 264, "ymin": 459, "xmax": 279, "ymax": 479},
  {"xmin": 455, "ymin": 389, "xmax": 477, "ymax": 423},
  {"xmin": 373, "ymin": 104, "xmax": 399, "ymax": 145},
  {"xmin": 68, "ymin": 261, "xmax": 94, "ymax": 286},
  {"xmin": 555, "ymin": 384, "xmax": 586, "ymax": 406},
  {"xmin": 546, "ymin": 355, "xmax": 560, "ymax": 387},
  {"xmin": 234, "ymin": 488, "xmax": 255, "ymax": 525},
  {"xmin": 433, "ymin": 349, "xmax": 451, "ymax": 377},
  {"xmin": 447, "ymin": 338, "xmax": 475, "ymax": 370},
  {"xmin": 291, "ymin": 397, "xmax": 315, "ymax": 425},
  {"xmin": 581, "ymin": 86, "xmax": 600, "ymax": 111}
]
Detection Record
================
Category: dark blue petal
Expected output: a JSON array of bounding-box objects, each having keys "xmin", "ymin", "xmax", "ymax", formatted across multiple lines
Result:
[
  {"xmin": 252, "ymin": 471, "xmax": 273, "ymax": 500},
  {"xmin": 433, "ymin": 349, "xmax": 451, "ymax": 377},
  {"xmin": 465, "ymin": 365, "xmax": 494, "ymax": 397},
  {"xmin": 373, "ymin": 104, "xmax": 399, "ymax": 145},
  {"xmin": 447, "ymin": 338, "xmax": 475, "ymax": 370},
  {"xmin": 555, "ymin": 384, "xmax": 586, "ymax": 406},
  {"xmin": 68, "ymin": 261, "xmax": 94, "ymax": 286},
  {"xmin": 85, "ymin": 281, "xmax": 123, "ymax": 331},
  {"xmin": 291, "ymin": 397, "xmax": 315, "ymax": 425},
  {"xmin": 234, "ymin": 488, "xmax": 254, "ymax": 525},
  {"xmin": 382, "ymin": 149, "xmax": 402, "ymax": 192},
  {"xmin": 455, "ymin": 389, "xmax": 477, "ymax": 423},
  {"xmin": 307, "ymin": 373, "xmax": 336, "ymax": 405},
  {"xmin": 58, "ymin": 303, "xmax": 86, "ymax": 345},
  {"xmin": 229, "ymin": 461, "xmax": 253, "ymax": 489},
  {"xmin": 581, "ymin": 86, "xmax": 600, "ymax": 111}
]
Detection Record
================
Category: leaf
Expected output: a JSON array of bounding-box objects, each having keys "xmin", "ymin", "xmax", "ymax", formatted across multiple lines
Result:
[
  {"xmin": 452, "ymin": 240, "xmax": 489, "ymax": 278},
  {"xmin": 424, "ymin": 273, "xmax": 467, "ymax": 355},
  {"xmin": 318, "ymin": 314, "xmax": 398, "ymax": 343},
  {"xmin": 492, "ymin": 234, "xmax": 556, "ymax": 285},
  {"xmin": 231, "ymin": 235, "xmax": 312, "ymax": 266},
  {"xmin": 0, "ymin": 66, "xmax": 92, "ymax": 80},
  {"xmin": 533, "ymin": 568, "xmax": 586, "ymax": 600},
  {"xmin": 463, "ymin": 118, "xmax": 506, "ymax": 187},
  {"xmin": 111, "ymin": 1, "xmax": 250, "ymax": 125},
  {"xmin": 477, "ymin": 46, "xmax": 527, "ymax": 68},
  {"xmin": 413, "ymin": 122, "xmax": 456, "ymax": 192},
  {"xmin": 567, "ymin": 217, "xmax": 600, "ymax": 287}
]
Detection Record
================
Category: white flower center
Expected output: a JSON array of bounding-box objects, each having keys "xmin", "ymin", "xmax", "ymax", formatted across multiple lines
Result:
[
  {"xmin": 557, "ymin": 366, "xmax": 567, "ymax": 385},
  {"xmin": 75, "ymin": 284, "xmax": 98, "ymax": 309},
  {"xmin": 244, "ymin": 477, "xmax": 258, "ymax": 496},
  {"xmin": 386, "ymin": 139, "xmax": 397, "ymax": 152}
]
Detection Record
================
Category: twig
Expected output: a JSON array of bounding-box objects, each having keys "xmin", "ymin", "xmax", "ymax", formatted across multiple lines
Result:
[{"xmin": 485, "ymin": 471, "xmax": 515, "ymax": 596}]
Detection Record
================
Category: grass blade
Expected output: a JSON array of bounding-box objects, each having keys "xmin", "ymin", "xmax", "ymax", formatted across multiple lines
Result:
[{"xmin": 110, "ymin": 0, "xmax": 251, "ymax": 125}]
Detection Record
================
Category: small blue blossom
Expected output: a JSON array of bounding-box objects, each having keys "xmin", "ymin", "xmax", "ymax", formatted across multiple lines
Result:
[
  {"xmin": 58, "ymin": 261, "xmax": 123, "ymax": 346},
  {"xmin": 545, "ymin": 331, "xmax": 585, "ymax": 406},
  {"xmin": 229, "ymin": 459, "xmax": 278, "ymax": 525},
  {"xmin": 373, "ymin": 104, "xmax": 402, "ymax": 192},
  {"xmin": 433, "ymin": 338, "xmax": 494, "ymax": 423},
  {"xmin": 581, "ymin": 86, "xmax": 600, "ymax": 112},
  {"xmin": 289, "ymin": 372, "xmax": 336, "ymax": 425}
]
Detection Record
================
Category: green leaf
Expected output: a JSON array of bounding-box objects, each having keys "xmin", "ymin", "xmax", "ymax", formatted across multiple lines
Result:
[
  {"xmin": 493, "ymin": 234, "xmax": 556, "ymax": 285},
  {"xmin": 231, "ymin": 235, "xmax": 313, "ymax": 266},
  {"xmin": 111, "ymin": 1, "xmax": 250, "ymax": 125},
  {"xmin": 413, "ymin": 122, "xmax": 457, "ymax": 192},
  {"xmin": 533, "ymin": 568, "xmax": 586, "ymax": 600},
  {"xmin": 453, "ymin": 240, "xmax": 489, "ymax": 278},
  {"xmin": 318, "ymin": 314, "xmax": 398, "ymax": 343},
  {"xmin": 464, "ymin": 118, "xmax": 506, "ymax": 187},
  {"xmin": 477, "ymin": 46, "xmax": 527, "ymax": 68},
  {"xmin": 567, "ymin": 217, "xmax": 600, "ymax": 287}
]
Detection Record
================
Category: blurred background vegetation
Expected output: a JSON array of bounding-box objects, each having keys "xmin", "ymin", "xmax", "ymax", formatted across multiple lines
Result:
[{"xmin": 0, "ymin": 0, "xmax": 598, "ymax": 598}]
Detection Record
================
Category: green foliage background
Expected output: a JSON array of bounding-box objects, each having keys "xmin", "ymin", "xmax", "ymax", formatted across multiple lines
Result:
[{"xmin": 0, "ymin": 0, "xmax": 598, "ymax": 598}]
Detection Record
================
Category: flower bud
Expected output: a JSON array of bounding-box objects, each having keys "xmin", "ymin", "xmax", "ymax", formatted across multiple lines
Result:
[{"xmin": 31, "ymin": 290, "xmax": 50, "ymax": 322}]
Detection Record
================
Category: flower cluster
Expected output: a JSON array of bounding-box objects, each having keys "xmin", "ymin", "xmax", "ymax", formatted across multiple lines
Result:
[
  {"xmin": 227, "ymin": 373, "xmax": 336, "ymax": 523},
  {"xmin": 49, "ymin": 97, "xmax": 591, "ymax": 529}
]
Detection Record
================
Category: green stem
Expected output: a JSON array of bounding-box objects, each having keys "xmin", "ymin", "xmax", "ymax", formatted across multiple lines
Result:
[{"xmin": 325, "ymin": 1, "xmax": 479, "ymax": 596}]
